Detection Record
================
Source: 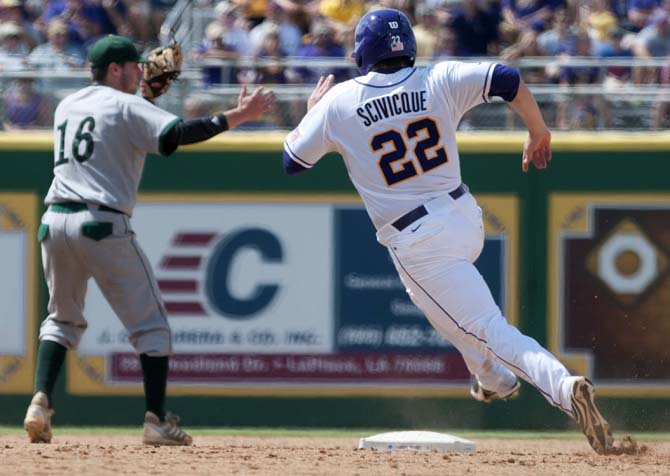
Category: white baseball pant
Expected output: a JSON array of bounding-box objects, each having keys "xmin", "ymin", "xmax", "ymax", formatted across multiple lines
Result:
[{"xmin": 377, "ymin": 191, "xmax": 575, "ymax": 415}]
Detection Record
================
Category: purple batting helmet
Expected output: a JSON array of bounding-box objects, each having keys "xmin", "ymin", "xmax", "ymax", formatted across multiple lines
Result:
[{"xmin": 353, "ymin": 8, "xmax": 416, "ymax": 74}]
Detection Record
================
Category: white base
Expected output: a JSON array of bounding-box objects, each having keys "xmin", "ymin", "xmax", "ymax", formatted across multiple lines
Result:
[{"xmin": 358, "ymin": 431, "xmax": 476, "ymax": 453}]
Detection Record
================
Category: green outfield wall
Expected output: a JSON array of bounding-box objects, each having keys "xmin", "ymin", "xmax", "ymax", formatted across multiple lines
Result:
[{"xmin": 0, "ymin": 131, "xmax": 669, "ymax": 431}]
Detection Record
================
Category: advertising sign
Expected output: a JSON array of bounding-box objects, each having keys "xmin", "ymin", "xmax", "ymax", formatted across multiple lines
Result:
[
  {"xmin": 549, "ymin": 194, "xmax": 670, "ymax": 396},
  {"xmin": 69, "ymin": 194, "xmax": 518, "ymax": 396},
  {"xmin": 0, "ymin": 193, "xmax": 38, "ymax": 393}
]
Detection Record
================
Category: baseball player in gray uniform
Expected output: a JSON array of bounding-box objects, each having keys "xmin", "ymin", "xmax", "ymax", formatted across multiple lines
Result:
[
  {"xmin": 283, "ymin": 9, "xmax": 615, "ymax": 454},
  {"xmin": 23, "ymin": 35, "xmax": 275, "ymax": 445}
]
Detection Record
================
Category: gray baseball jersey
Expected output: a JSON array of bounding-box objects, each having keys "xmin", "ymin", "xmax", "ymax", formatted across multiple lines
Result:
[
  {"xmin": 45, "ymin": 85, "xmax": 179, "ymax": 216},
  {"xmin": 39, "ymin": 85, "xmax": 178, "ymax": 356}
]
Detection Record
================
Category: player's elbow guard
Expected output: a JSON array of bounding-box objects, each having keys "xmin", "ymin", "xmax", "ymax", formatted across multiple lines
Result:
[{"xmin": 282, "ymin": 150, "xmax": 308, "ymax": 175}]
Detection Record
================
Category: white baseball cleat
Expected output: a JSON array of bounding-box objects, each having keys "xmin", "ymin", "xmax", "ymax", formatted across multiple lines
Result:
[
  {"xmin": 143, "ymin": 411, "xmax": 193, "ymax": 446},
  {"xmin": 470, "ymin": 378, "xmax": 521, "ymax": 403},
  {"xmin": 570, "ymin": 377, "xmax": 614, "ymax": 455},
  {"xmin": 24, "ymin": 392, "xmax": 54, "ymax": 443}
]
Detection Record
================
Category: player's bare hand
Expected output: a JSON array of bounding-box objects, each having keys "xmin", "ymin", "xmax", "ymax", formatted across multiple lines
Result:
[
  {"xmin": 522, "ymin": 128, "xmax": 552, "ymax": 172},
  {"xmin": 224, "ymin": 85, "xmax": 276, "ymax": 129},
  {"xmin": 307, "ymin": 74, "xmax": 335, "ymax": 112},
  {"xmin": 237, "ymin": 85, "xmax": 276, "ymax": 120}
]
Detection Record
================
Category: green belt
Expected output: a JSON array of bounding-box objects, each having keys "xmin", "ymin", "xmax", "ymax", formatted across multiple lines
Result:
[{"xmin": 50, "ymin": 202, "xmax": 125, "ymax": 215}]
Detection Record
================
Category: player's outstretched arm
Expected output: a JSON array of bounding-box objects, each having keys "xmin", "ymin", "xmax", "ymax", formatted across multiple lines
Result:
[
  {"xmin": 224, "ymin": 85, "xmax": 276, "ymax": 129},
  {"xmin": 158, "ymin": 85, "xmax": 276, "ymax": 155},
  {"xmin": 507, "ymin": 80, "xmax": 552, "ymax": 172}
]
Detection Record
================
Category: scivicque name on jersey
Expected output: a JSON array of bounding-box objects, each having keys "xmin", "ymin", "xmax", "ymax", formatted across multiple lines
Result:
[{"xmin": 356, "ymin": 90, "xmax": 428, "ymax": 127}]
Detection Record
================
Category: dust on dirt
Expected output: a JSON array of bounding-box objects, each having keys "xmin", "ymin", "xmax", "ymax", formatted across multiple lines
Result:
[
  {"xmin": 1, "ymin": 434, "xmax": 668, "ymax": 476},
  {"xmin": 608, "ymin": 435, "xmax": 649, "ymax": 456}
]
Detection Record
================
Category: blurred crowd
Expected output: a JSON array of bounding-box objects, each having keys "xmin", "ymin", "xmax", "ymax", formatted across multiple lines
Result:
[
  {"xmin": 0, "ymin": 0, "xmax": 173, "ymax": 128},
  {"xmin": 3, "ymin": 0, "xmax": 670, "ymax": 129}
]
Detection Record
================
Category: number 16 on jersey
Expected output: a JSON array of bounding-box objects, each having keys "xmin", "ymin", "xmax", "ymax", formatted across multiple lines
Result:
[{"xmin": 55, "ymin": 117, "xmax": 97, "ymax": 167}]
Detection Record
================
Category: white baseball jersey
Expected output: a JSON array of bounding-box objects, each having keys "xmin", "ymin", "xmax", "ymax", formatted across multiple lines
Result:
[
  {"xmin": 284, "ymin": 61, "xmax": 496, "ymax": 229},
  {"xmin": 45, "ymin": 85, "xmax": 180, "ymax": 215}
]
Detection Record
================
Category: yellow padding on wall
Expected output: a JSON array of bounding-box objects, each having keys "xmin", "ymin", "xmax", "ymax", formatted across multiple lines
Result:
[{"xmin": 3, "ymin": 130, "xmax": 670, "ymax": 152}]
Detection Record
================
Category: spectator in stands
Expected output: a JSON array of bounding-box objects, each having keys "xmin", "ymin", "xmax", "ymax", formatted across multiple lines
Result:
[
  {"xmin": 0, "ymin": 0, "xmax": 40, "ymax": 49},
  {"xmin": 557, "ymin": 31, "xmax": 605, "ymax": 129},
  {"xmin": 29, "ymin": 18, "xmax": 85, "ymax": 67},
  {"xmin": 448, "ymin": 0, "xmax": 501, "ymax": 56},
  {"xmin": 427, "ymin": 0, "xmax": 456, "ymax": 26},
  {"xmin": 232, "ymin": 0, "xmax": 267, "ymax": 27},
  {"xmin": 318, "ymin": 0, "xmax": 365, "ymax": 36},
  {"xmin": 271, "ymin": 0, "xmax": 318, "ymax": 34},
  {"xmin": 500, "ymin": 26, "xmax": 544, "ymax": 59},
  {"xmin": 41, "ymin": 0, "xmax": 130, "ymax": 44},
  {"xmin": 247, "ymin": 24, "xmax": 287, "ymax": 83},
  {"xmin": 193, "ymin": 0, "xmax": 253, "ymax": 85},
  {"xmin": 413, "ymin": 3, "xmax": 439, "ymax": 58},
  {"xmin": 500, "ymin": 0, "xmax": 562, "ymax": 59},
  {"xmin": 626, "ymin": 0, "xmax": 661, "ymax": 32},
  {"xmin": 287, "ymin": 21, "xmax": 348, "ymax": 84},
  {"xmin": 0, "ymin": 21, "xmax": 29, "ymax": 71},
  {"xmin": 500, "ymin": 0, "xmax": 562, "ymax": 41},
  {"xmin": 377, "ymin": 0, "xmax": 411, "ymax": 16},
  {"xmin": 28, "ymin": 18, "xmax": 87, "ymax": 90},
  {"xmin": 634, "ymin": 8, "xmax": 670, "ymax": 57},
  {"xmin": 598, "ymin": 27, "xmax": 634, "ymax": 85},
  {"xmin": 537, "ymin": 7, "xmax": 577, "ymax": 56},
  {"xmin": 432, "ymin": 24, "xmax": 460, "ymax": 59},
  {"xmin": 193, "ymin": 21, "xmax": 238, "ymax": 85},
  {"xmin": 212, "ymin": 0, "xmax": 252, "ymax": 56},
  {"xmin": 249, "ymin": 0, "xmax": 302, "ymax": 56},
  {"xmin": 2, "ymin": 78, "xmax": 51, "ymax": 129},
  {"xmin": 583, "ymin": 0, "xmax": 619, "ymax": 55},
  {"xmin": 559, "ymin": 32, "xmax": 601, "ymax": 85},
  {"xmin": 124, "ymin": 0, "xmax": 161, "ymax": 47}
]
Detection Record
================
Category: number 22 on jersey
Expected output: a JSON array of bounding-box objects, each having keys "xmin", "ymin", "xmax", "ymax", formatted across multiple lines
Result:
[
  {"xmin": 371, "ymin": 117, "xmax": 448, "ymax": 186},
  {"xmin": 54, "ymin": 116, "xmax": 96, "ymax": 167}
]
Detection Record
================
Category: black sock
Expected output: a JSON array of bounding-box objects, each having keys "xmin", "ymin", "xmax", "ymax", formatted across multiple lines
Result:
[
  {"xmin": 140, "ymin": 354, "xmax": 168, "ymax": 421},
  {"xmin": 34, "ymin": 340, "xmax": 67, "ymax": 407}
]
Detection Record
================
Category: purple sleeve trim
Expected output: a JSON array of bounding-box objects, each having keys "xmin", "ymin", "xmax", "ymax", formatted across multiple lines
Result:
[
  {"xmin": 489, "ymin": 64, "xmax": 521, "ymax": 102},
  {"xmin": 282, "ymin": 149, "xmax": 309, "ymax": 175}
]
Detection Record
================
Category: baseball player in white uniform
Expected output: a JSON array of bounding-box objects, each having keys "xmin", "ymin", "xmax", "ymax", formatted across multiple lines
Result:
[
  {"xmin": 23, "ymin": 35, "xmax": 275, "ymax": 445},
  {"xmin": 283, "ymin": 9, "xmax": 614, "ymax": 454}
]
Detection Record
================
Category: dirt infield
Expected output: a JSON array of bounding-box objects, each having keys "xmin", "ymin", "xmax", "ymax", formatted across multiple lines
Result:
[{"xmin": 1, "ymin": 434, "xmax": 668, "ymax": 476}]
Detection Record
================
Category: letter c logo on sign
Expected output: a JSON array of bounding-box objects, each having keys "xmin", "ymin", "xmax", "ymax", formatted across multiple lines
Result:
[{"xmin": 206, "ymin": 228, "xmax": 283, "ymax": 319}]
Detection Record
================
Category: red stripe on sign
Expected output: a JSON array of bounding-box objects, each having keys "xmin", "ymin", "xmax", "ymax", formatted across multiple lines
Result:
[
  {"xmin": 158, "ymin": 280, "xmax": 198, "ymax": 292},
  {"xmin": 173, "ymin": 233, "xmax": 217, "ymax": 246},
  {"xmin": 161, "ymin": 256, "xmax": 202, "ymax": 269},
  {"xmin": 164, "ymin": 302, "xmax": 206, "ymax": 314}
]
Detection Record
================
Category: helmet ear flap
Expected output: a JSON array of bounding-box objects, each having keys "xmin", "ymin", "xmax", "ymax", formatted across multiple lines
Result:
[{"xmin": 353, "ymin": 37, "xmax": 368, "ymax": 73}]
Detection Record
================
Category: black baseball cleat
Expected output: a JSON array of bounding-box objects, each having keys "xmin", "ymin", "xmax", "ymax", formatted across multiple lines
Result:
[
  {"xmin": 570, "ymin": 377, "xmax": 614, "ymax": 455},
  {"xmin": 470, "ymin": 377, "xmax": 521, "ymax": 403}
]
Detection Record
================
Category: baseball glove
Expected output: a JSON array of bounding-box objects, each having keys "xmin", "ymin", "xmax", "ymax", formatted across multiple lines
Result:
[{"xmin": 141, "ymin": 44, "xmax": 183, "ymax": 100}]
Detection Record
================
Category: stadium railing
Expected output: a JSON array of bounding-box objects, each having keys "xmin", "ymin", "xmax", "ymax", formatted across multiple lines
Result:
[{"xmin": 1, "ymin": 56, "xmax": 668, "ymax": 131}]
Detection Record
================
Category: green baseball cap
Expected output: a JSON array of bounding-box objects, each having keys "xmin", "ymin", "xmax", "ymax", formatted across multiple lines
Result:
[{"xmin": 88, "ymin": 35, "xmax": 149, "ymax": 68}]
